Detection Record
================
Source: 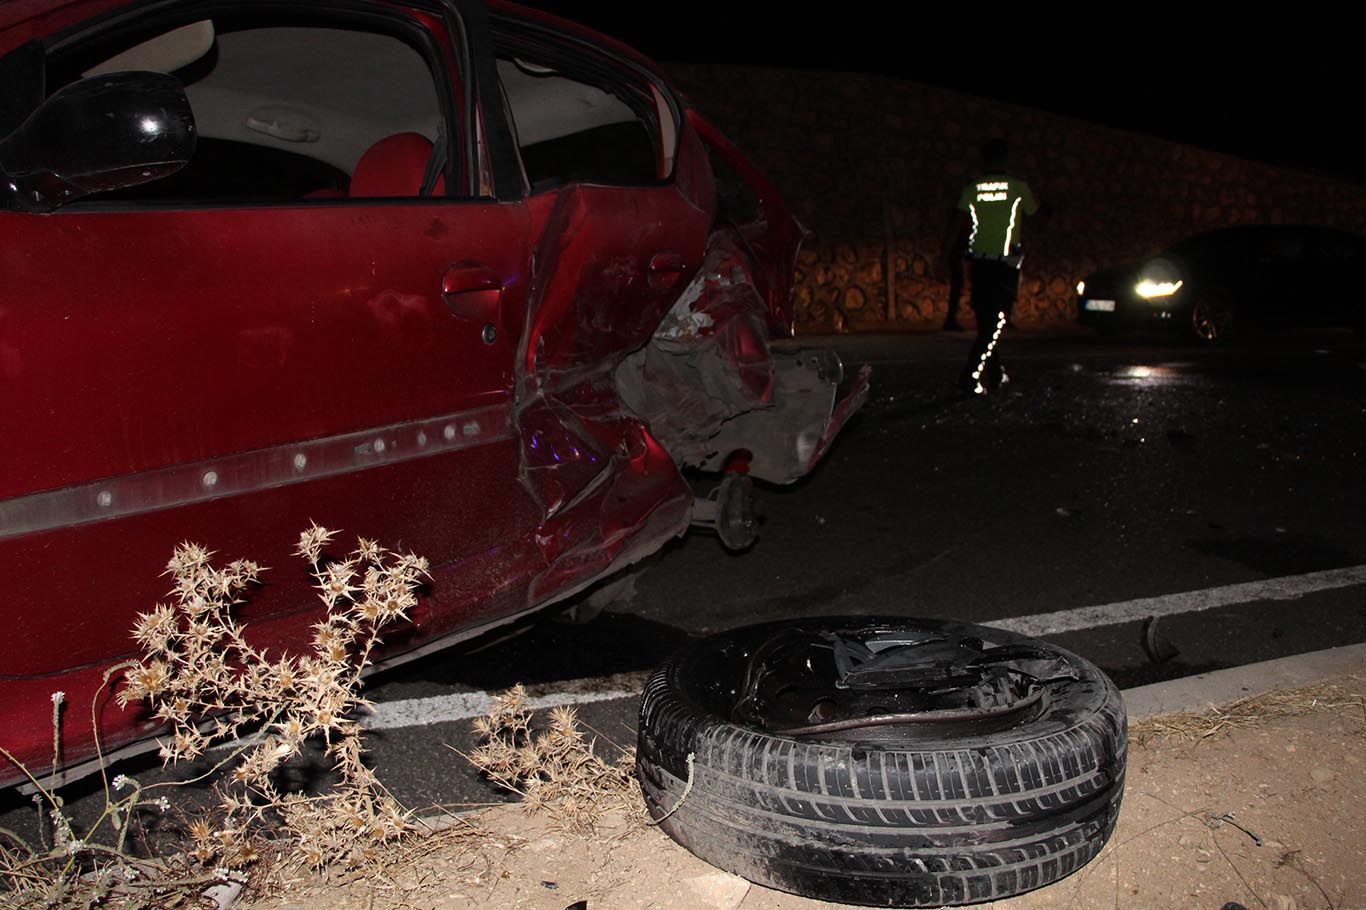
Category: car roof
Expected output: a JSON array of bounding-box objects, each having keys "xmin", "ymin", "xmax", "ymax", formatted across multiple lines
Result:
[
  {"xmin": 1181, "ymin": 224, "xmax": 1358, "ymax": 241},
  {"xmin": 0, "ymin": 0, "xmax": 126, "ymax": 49},
  {"xmin": 1171, "ymin": 224, "xmax": 1363, "ymax": 252},
  {"xmin": 487, "ymin": 0, "xmax": 662, "ymax": 72},
  {"xmin": 0, "ymin": 0, "xmax": 655, "ymax": 61}
]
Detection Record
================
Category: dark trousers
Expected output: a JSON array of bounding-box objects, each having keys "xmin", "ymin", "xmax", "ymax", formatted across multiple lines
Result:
[{"xmin": 961, "ymin": 257, "xmax": 1021, "ymax": 391}]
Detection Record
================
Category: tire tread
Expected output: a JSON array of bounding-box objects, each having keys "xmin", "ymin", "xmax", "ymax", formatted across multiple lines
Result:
[{"xmin": 636, "ymin": 619, "xmax": 1127, "ymax": 907}]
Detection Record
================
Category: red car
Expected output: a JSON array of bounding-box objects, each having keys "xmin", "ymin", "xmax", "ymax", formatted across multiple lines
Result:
[{"xmin": 0, "ymin": 0, "xmax": 867, "ymax": 788}]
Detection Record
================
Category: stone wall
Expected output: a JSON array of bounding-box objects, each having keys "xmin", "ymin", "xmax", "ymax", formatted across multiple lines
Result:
[{"xmin": 668, "ymin": 64, "xmax": 1366, "ymax": 332}]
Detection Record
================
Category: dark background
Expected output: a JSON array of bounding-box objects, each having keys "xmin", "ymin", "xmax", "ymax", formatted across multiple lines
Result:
[{"xmin": 514, "ymin": 3, "xmax": 1355, "ymax": 183}]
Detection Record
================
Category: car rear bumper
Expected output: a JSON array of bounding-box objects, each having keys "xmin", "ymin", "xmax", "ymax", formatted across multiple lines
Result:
[{"xmin": 1078, "ymin": 295, "xmax": 1188, "ymax": 329}]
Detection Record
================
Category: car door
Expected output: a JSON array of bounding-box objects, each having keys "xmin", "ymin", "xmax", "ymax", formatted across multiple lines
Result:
[
  {"xmin": 1245, "ymin": 228, "xmax": 1310, "ymax": 324},
  {"xmin": 0, "ymin": 0, "xmax": 543, "ymax": 775},
  {"xmin": 1304, "ymin": 228, "xmax": 1366, "ymax": 328},
  {"xmin": 487, "ymin": 14, "xmax": 713, "ymax": 598}
]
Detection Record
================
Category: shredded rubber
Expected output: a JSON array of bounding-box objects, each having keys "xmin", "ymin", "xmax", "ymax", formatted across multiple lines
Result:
[{"xmin": 647, "ymin": 752, "xmax": 695, "ymax": 826}]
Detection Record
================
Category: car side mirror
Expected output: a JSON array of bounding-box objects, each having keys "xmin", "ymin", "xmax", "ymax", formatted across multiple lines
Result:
[{"xmin": 0, "ymin": 71, "xmax": 195, "ymax": 213}]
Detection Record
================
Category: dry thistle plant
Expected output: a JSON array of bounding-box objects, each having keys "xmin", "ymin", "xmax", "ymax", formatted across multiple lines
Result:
[
  {"xmin": 0, "ymin": 525, "xmax": 430, "ymax": 908},
  {"xmin": 1130, "ymin": 680, "xmax": 1366, "ymax": 743},
  {"xmin": 0, "ymin": 687, "xmax": 234, "ymax": 910},
  {"xmin": 116, "ymin": 524, "xmax": 428, "ymax": 870},
  {"xmin": 466, "ymin": 686, "xmax": 642, "ymax": 832}
]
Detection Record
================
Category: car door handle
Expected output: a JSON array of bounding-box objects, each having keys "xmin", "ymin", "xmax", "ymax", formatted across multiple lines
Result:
[
  {"xmin": 441, "ymin": 263, "xmax": 502, "ymax": 320},
  {"xmin": 648, "ymin": 252, "xmax": 686, "ymax": 273},
  {"xmin": 648, "ymin": 252, "xmax": 687, "ymax": 291}
]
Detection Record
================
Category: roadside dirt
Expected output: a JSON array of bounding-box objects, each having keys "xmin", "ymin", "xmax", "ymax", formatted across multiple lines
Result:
[{"xmin": 246, "ymin": 673, "xmax": 1365, "ymax": 910}]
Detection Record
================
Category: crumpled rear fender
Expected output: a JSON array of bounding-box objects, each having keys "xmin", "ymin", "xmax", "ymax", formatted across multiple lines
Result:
[
  {"xmin": 689, "ymin": 111, "xmax": 806, "ymax": 338},
  {"xmin": 616, "ymin": 230, "xmax": 869, "ymax": 485},
  {"xmin": 699, "ymin": 351, "xmax": 870, "ymax": 484}
]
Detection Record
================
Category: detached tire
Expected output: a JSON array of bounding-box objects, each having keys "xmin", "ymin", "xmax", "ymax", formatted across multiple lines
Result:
[{"xmin": 637, "ymin": 617, "xmax": 1126, "ymax": 907}]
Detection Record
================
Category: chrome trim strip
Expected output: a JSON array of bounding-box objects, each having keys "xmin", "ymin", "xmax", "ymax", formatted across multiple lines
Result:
[{"xmin": 0, "ymin": 404, "xmax": 512, "ymax": 541}]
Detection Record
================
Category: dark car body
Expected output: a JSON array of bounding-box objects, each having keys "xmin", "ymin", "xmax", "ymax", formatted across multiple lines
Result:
[
  {"xmin": 1076, "ymin": 225, "xmax": 1366, "ymax": 341},
  {"xmin": 0, "ymin": 0, "xmax": 867, "ymax": 788}
]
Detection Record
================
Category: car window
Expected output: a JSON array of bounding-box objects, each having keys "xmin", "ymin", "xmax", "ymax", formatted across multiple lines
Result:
[
  {"xmin": 492, "ymin": 27, "xmax": 677, "ymax": 193},
  {"xmin": 46, "ymin": 10, "xmax": 458, "ymax": 203},
  {"xmin": 1173, "ymin": 230, "xmax": 1245, "ymax": 266},
  {"xmin": 1257, "ymin": 233, "xmax": 1305, "ymax": 262},
  {"xmin": 708, "ymin": 145, "xmax": 761, "ymax": 225},
  {"xmin": 1314, "ymin": 230, "xmax": 1366, "ymax": 264}
]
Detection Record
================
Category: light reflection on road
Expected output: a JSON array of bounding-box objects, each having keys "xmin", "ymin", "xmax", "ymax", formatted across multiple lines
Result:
[{"xmin": 1103, "ymin": 363, "xmax": 1202, "ymax": 386}]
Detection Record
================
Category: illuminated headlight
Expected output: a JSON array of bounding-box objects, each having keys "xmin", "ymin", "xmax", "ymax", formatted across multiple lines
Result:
[
  {"xmin": 1076, "ymin": 280, "xmax": 1086, "ymax": 296},
  {"xmin": 1135, "ymin": 278, "xmax": 1183, "ymax": 298}
]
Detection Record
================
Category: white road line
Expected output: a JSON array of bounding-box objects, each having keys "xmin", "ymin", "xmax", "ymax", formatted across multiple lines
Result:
[
  {"xmin": 985, "ymin": 565, "xmax": 1366, "ymax": 638},
  {"xmin": 361, "ymin": 675, "xmax": 649, "ymax": 731},
  {"xmin": 363, "ymin": 566, "xmax": 1366, "ymax": 730}
]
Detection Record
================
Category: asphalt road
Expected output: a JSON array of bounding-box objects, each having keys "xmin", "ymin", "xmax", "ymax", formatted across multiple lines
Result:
[
  {"xmin": 9, "ymin": 326, "xmax": 1365, "ymax": 824},
  {"xmin": 352, "ymin": 326, "xmax": 1366, "ymax": 810}
]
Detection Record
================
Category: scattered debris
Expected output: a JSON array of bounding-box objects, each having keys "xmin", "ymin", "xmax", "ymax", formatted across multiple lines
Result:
[
  {"xmin": 1206, "ymin": 811, "xmax": 1265, "ymax": 847},
  {"xmin": 1142, "ymin": 615, "xmax": 1181, "ymax": 663},
  {"xmin": 204, "ymin": 877, "xmax": 247, "ymax": 910},
  {"xmin": 684, "ymin": 871, "xmax": 751, "ymax": 910}
]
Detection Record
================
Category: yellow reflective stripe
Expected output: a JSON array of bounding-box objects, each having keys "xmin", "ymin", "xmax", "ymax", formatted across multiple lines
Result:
[
  {"xmin": 968, "ymin": 203, "xmax": 979, "ymax": 249},
  {"xmin": 1004, "ymin": 197, "xmax": 1022, "ymax": 255},
  {"xmin": 972, "ymin": 309, "xmax": 1009, "ymax": 394}
]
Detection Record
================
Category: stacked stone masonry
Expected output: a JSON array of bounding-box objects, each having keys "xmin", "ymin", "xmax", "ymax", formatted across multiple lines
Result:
[{"xmin": 668, "ymin": 64, "xmax": 1366, "ymax": 333}]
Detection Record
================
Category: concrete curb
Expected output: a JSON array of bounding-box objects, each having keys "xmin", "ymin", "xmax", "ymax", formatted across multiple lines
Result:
[{"xmin": 1121, "ymin": 641, "xmax": 1366, "ymax": 721}]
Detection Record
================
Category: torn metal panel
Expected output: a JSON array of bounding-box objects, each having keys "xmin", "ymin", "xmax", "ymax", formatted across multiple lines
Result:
[
  {"xmin": 616, "ymin": 230, "xmax": 870, "ymax": 485},
  {"xmin": 697, "ymin": 354, "xmax": 869, "ymax": 484},
  {"xmin": 511, "ymin": 181, "xmax": 706, "ymax": 606},
  {"xmin": 517, "ymin": 184, "xmax": 709, "ymax": 391}
]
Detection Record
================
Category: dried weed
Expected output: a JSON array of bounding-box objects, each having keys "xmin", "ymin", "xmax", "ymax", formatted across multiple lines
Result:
[
  {"xmin": 1, "ymin": 525, "xmax": 436, "ymax": 908},
  {"xmin": 1130, "ymin": 678, "xmax": 1366, "ymax": 743},
  {"xmin": 464, "ymin": 686, "xmax": 644, "ymax": 833}
]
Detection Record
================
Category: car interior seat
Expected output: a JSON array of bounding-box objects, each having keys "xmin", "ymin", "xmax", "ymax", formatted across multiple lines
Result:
[{"xmin": 349, "ymin": 131, "xmax": 444, "ymax": 197}]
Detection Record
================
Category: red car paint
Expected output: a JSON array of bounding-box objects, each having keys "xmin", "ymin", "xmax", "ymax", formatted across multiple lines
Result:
[{"xmin": 0, "ymin": 0, "xmax": 865, "ymax": 788}]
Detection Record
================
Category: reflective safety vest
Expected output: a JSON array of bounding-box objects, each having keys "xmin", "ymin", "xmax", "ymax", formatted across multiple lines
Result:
[{"xmin": 957, "ymin": 174, "xmax": 1038, "ymax": 257}]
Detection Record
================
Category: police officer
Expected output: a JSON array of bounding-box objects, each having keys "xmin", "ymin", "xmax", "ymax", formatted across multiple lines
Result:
[{"xmin": 953, "ymin": 138, "xmax": 1038, "ymax": 394}]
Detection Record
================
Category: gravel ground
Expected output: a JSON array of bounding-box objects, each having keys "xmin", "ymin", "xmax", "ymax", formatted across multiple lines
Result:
[{"xmin": 245, "ymin": 670, "xmax": 1365, "ymax": 910}]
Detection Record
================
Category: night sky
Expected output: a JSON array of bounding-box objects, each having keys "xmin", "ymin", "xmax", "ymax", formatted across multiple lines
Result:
[{"xmin": 515, "ymin": 3, "xmax": 1356, "ymax": 184}]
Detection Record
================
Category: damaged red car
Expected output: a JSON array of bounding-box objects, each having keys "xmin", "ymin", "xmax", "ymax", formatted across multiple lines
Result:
[{"xmin": 0, "ymin": 0, "xmax": 867, "ymax": 787}]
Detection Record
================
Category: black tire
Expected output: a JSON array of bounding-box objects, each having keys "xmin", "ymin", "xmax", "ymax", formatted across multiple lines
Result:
[{"xmin": 637, "ymin": 617, "xmax": 1126, "ymax": 907}]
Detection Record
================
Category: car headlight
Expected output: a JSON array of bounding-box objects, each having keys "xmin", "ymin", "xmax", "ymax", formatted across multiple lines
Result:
[
  {"xmin": 1076, "ymin": 280, "xmax": 1086, "ymax": 296},
  {"xmin": 1133, "ymin": 256, "xmax": 1183, "ymax": 299},
  {"xmin": 1135, "ymin": 278, "xmax": 1183, "ymax": 298}
]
